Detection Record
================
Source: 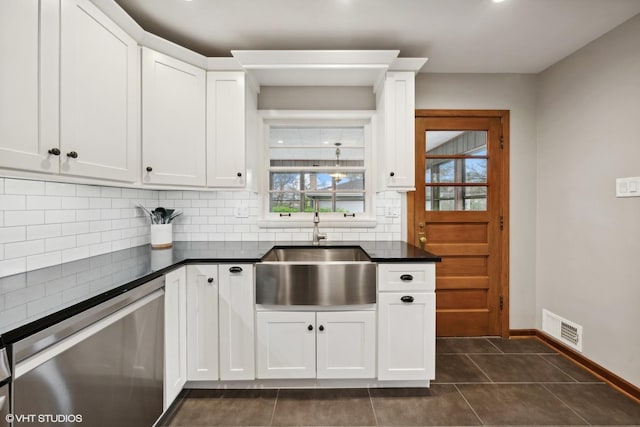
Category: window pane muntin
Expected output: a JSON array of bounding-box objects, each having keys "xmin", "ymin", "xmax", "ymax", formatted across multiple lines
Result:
[{"xmin": 425, "ymin": 185, "xmax": 487, "ymax": 211}]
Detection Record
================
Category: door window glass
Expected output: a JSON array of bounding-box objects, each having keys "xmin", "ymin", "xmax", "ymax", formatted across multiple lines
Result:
[{"xmin": 425, "ymin": 131, "xmax": 488, "ymax": 211}]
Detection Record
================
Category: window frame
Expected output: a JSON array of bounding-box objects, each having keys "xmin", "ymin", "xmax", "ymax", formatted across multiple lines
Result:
[{"xmin": 257, "ymin": 110, "xmax": 377, "ymax": 228}]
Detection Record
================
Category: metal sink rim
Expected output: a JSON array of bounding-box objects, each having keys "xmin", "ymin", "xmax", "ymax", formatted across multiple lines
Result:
[{"xmin": 260, "ymin": 245, "xmax": 372, "ymax": 263}]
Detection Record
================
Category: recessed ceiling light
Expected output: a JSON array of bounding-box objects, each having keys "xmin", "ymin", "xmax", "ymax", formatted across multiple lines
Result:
[
  {"xmin": 277, "ymin": 140, "xmax": 284, "ymax": 144},
  {"xmin": 492, "ymin": 0, "xmax": 506, "ymax": 3},
  {"xmin": 323, "ymin": 141, "xmax": 329, "ymax": 144}
]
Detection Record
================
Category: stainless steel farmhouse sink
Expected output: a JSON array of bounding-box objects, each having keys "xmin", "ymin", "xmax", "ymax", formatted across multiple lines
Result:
[{"xmin": 256, "ymin": 246, "xmax": 376, "ymax": 306}]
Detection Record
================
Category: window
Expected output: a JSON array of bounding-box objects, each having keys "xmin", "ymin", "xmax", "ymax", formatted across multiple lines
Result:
[
  {"xmin": 425, "ymin": 131, "xmax": 488, "ymax": 211},
  {"xmin": 260, "ymin": 112, "xmax": 374, "ymax": 225}
]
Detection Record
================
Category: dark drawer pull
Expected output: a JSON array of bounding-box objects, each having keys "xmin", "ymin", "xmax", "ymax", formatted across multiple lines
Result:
[
  {"xmin": 207, "ymin": 277, "xmax": 214, "ymax": 283},
  {"xmin": 319, "ymin": 325, "xmax": 324, "ymax": 331},
  {"xmin": 401, "ymin": 296, "xmax": 414, "ymax": 303},
  {"xmin": 400, "ymin": 274, "xmax": 414, "ymax": 281},
  {"xmin": 308, "ymin": 325, "xmax": 313, "ymax": 331},
  {"xmin": 279, "ymin": 213, "xmax": 291, "ymax": 217},
  {"xmin": 229, "ymin": 266, "xmax": 243, "ymax": 273}
]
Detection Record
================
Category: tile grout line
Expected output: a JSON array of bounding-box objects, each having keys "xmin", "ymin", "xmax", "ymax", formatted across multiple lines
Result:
[
  {"xmin": 540, "ymin": 383, "xmax": 592, "ymax": 426},
  {"xmin": 485, "ymin": 338, "xmax": 504, "ymax": 353},
  {"xmin": 454, "ymin": 383, "xmax": 485, "ymax": 426},
  {"xmin": 465, "ymin": 353, "xmax": 494, "ymax": 383},
  {"xmin": 268, "ymin": 388, "xmax": 279, "ymax": 426},
  {"xmin": 367, "ymin": 387, "xmax": 380, "ymax": 427},
  {"xmin": 535, "ymin": 353, "xmax": 578, "ymax": 382}
]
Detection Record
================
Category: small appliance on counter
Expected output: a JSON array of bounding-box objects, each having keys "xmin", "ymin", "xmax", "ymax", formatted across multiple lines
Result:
[{"xmin": 139, "ymin": 205, "xmax": 182, "ymax": 249}]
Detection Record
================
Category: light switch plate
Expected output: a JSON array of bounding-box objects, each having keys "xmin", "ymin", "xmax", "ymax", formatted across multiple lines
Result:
[{"xmin": 616, "ymin": 177, "xmax": 640, "ymax": 198}]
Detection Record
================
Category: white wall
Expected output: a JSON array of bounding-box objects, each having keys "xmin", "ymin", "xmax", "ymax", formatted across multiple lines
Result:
[
  {"xmin": 536, "ymin": 14, "xmax": 640, "ymax": 387},
  {"xmin": 415, "ymin": 73, "xmax": 538, "ymax": 329}
]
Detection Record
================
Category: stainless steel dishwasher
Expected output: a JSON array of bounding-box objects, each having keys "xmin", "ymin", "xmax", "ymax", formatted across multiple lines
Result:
[{"xmin": 11, "ymin": 277, "xmax": 165, "ymax": 427}]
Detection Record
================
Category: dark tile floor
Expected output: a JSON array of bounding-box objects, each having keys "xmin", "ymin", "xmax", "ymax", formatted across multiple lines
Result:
[{"xmin": 161, "ymin": 337, "xmax": 640, "ymax": 426}]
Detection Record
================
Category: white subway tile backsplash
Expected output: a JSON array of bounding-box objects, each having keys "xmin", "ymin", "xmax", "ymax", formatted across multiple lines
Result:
[
  {"xmin": 27, "ymin": 195, "xmax": 62, "ymax": 210},
  {"xmin": 61, "ymin": 222, "xmax": 89, "ymax": 236},
  {"xmin": 61, "ymin": 196, "xmax": 89, "ymax": 209},
  {"xmin": 76, "ymin": 184, "xmax": 101, "ymax": 197},
  {"xmin": 100, "ymin": 187, "xmax": 121, "ymax": 198},
  {"xmin": 27, "ymin": 224, "xmax": 61, "ymax": 240},
  {"xmin": 4, "ymin": 179, "xmax": 44, "ymax": 195},
  {"xmin": 89, "ymin": 197, "xmax": 111, "ymax": 209},
  {"xmin": 45, "ymin": 182, "xmax": 76, "ymax": 196},
  {"xmin": 1, "ymin": 178, "xmax": 402, "ymax": 278},
  {"xmin": 0, "ymin": 227, "xmax": 26, "ymax": 244},
  {"xmin": 61, "ymin": 247, "xmax": 90, "ymax": 263},
  {"xmin": 77, "ymin": 233, "xmax": 102, "ymax": 247},
  {"xmin": 45, "ymin": 210, "xmax": 76, "ymax": 224},
  {"xmin": 5, "ymin": 240, "xmax": 44, "ymax": 259},
  {"xmin": 0, "ymin": 195, "xmax": 26, "ymax": 210},
  {"xmin": 45, "ymin": 236, "xmax": 77, "ymax": 252},
  {"xmin": 76, "ymin": 209, "xmax": 100, "ymax": 221},
  {"xmin": 26, "ymin": 251, "xmax": 62, "ymax": 272},
  {"xmin": 0, "ymin": 258, "xmax": 27, "ymax": 277}
]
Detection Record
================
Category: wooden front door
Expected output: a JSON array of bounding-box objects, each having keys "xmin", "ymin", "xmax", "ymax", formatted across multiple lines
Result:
[{"xmin": 409, "ymin": 110, "xmax": 509, "ymax": 337}]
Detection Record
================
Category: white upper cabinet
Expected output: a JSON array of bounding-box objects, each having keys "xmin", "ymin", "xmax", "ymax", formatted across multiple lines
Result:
[
  {"xmin": 0, "ymin": 0, "xmax": 58, "ymax": 173},
  {"xmin": 206, "ymin": 72, "xmax": 250, "ymax": 188},
  {"xmin": 377, "ymin": 71, "xmax": 416, "ymax": 191},
  {"xmin": 142, "ymin": 48, "xmax": 206, "ymax": 186},
  {"xmin": 60, "ymin": 0, "xmax": 139, "ymax": 182}
]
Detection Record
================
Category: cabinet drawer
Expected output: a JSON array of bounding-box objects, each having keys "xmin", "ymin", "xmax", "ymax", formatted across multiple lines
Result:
[{"xmin": 378, "ymin": 263, "xmax": 435, "ymax": 292}]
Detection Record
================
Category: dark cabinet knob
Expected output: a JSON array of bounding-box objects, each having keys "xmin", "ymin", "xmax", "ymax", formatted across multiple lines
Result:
[
  {"xmin": 67, "ymin": 151, "xmax": 78, "ymax": 159},
  {"xmin": 237, "ymin": 172, "xmax": 242, "ymax": 177},
  {"xmin": 400, "ymin": 274, "xmax": 414, "ymax": 281},
  {"xmin": 390, "ymin": 171, "xmax": 395, "ymax": 177},
  {"xmin": 207, "ymin": 277, "xmax": 214, "ymax": 283},
  {"xmin": 319, "ymin": 325, "xmax": 324, "ymax": 331},
  {"xmin": 146, "ymin": 166, "xmax": 153, "ymax": 172},
  {"xmin": 308, "ymin": 325, "xmax": 313, "ymax": 331},
  {"xmin": 401, "ymin": 295, "xmax": 415, "ymax": 303},
  {"xmin": 48, "ymin": 148, "xmax": 60, "ymax": 156},
  {"xmin": 229, "ymin": 266, "xmax": 243, "ymax": 273}
]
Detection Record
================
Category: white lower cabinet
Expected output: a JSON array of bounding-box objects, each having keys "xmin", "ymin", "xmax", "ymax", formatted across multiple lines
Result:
[
  {"xmin": 256, "ymin": 311, "xmax": 316, "ymax": 379},
  {"xmin": 164, "ymin": 267, "xmax": 187, "ymax": 410},
  {"xmin": 316, "ymin": 311, "xmax": 376, "ymax": 379},
  {"xmin": 186, "ymin": 265, "xmax": 219, "ymax": 381},
  {"xmin": 218, "ymin": 264, "xmax": 255, "ymax": 380},
  {"xmin": 256, "ymin": 311, "xmax": 375, "ymax": 380},
  {"xmin": 377, "ymin": 292, "xmax": 435, "ymax": 381}
]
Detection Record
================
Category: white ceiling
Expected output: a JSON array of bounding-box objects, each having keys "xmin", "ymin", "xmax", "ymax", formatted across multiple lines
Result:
[{"xmin": 114, "ymin": 0, "xmax": 640, "ymax": 73}]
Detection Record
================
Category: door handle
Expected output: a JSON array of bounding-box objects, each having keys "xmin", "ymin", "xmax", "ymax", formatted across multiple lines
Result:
[{"xmin": 401, "ymin": 295, "xmax": 415, "ymax": 303}]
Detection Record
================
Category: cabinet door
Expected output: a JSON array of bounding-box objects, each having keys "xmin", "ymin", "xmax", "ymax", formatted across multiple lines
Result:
[
  {"xmin": 60, "ymin": 0, "xmax": 139, "ymax": 182},
  {"xmin": 218, "ymin": 264, "xmax": 255, "ymax": 380},
  {"xmin": 164, "ymin": 267, "xmax": 187, "ymax": 409},
  {"xmin": 378, "ymin": 292, "xmax": 435, "ymax": 381},
  {"xmin": 206, "ymin": 72, "xmax": 245, "ymax": 187},
  {"xmin": 378, "ymin": 72, "xmax": 415, "ymax": 190},
  {"xmin": 186, "ymin": 265, "xmax": 218, "ymax": 381},
  {"xmin": 0, "ymin": 0, "xmax": 58, "ymax": 173},
  {"xmin": 256, "ymin": 311, "xmax": 316, "ymax": 379},
  {"xmin": 143, "ymin": 48, "xmax": 206, "ymax": 186},
  {"xmin": 316, "ymin": 311, "xmax": 376, "ymax": 379}
]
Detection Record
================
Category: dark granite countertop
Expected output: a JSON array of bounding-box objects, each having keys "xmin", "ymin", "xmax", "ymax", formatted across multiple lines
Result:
[{"xmin": 0, "ymin": 241, "xmax": 439, "ymax": 345}]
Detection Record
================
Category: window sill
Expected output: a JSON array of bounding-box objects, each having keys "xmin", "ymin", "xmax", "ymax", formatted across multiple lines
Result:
[{"xmin": 257, "ymin": 218, "xmax": 377, "ymax": 229}]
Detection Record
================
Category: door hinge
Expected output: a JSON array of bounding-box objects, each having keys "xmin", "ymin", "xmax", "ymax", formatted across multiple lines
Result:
[
  {"xmin": 500, "ymin": 296, "xmax": 504, "ymax": 311},
  {"xmin": 500, "ymin": 136, "xmax": 504, "ymax": 149},
  {"xmin": 499, "ymin": 216, "xmax": 504, "ymax": 230}
]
